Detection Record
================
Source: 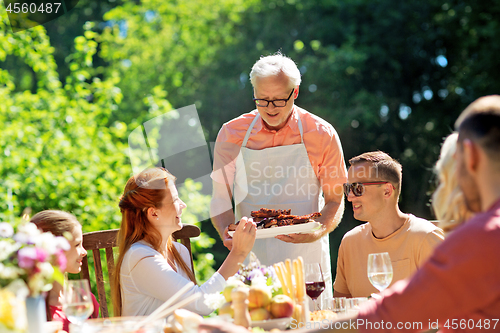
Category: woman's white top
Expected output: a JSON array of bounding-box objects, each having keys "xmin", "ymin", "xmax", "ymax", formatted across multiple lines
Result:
[{"xmin": 120, "ymin": 240, "xmax": 225, "ymax": 316}]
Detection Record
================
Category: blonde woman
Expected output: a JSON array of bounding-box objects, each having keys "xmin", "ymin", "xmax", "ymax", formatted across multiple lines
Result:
[{"xmin": 432, "ymin": 133, "xmax": 473, "ymax": 234}]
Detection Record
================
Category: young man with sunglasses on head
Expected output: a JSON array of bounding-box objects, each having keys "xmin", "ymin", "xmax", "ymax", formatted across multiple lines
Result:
[
  {"xmin": 333, "ymin": 151, "xmax": 444, "ymax": 298},
  {"xmin": 210, "ymin": 52, "xmax": 347, "ymax": 306}
]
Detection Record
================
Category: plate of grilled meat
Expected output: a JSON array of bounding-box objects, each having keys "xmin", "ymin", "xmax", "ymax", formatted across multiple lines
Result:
[{"xmin": 227, "ymin": 208, "xmax": 322, "ymax": 239}]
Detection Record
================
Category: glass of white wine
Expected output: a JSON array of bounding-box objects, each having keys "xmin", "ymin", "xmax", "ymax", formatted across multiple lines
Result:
[
  {"xmin": 367, "ymin": 252, "xmax": 393, "ymax": 293},
  {"xmin": 63, "ymin": 279, "xmax": 94, "ymax": 326}
]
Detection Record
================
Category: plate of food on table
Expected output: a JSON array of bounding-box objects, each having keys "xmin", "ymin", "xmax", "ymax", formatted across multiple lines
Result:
[{"xmin": 228, "ymin": 208, "xmax": 322, "ymax": 239}]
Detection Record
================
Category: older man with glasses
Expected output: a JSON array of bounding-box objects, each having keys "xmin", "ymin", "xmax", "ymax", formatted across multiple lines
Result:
[
  {"xmin": 334, "ymin": 151, "xmax": 444, "ymax": 298},
  {"xmin": 210, "ymin": 52, "xmax": 347, "ymax": 306}
]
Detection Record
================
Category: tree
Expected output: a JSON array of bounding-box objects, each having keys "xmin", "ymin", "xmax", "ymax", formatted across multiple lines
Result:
[
  {"xmin": 0, "ymin": 5, "xmax": 217, "ymax": 284},
  {"xmin": 0, "ymin": 11, "xmax": 126, "ymax": 230},
  {"xmin": 96, "ymin": 0, "xmax": 260, "ymax": 127},
  {"xmin": 42, "ymin": 0, "xmax": 124, "ymax": 82}
]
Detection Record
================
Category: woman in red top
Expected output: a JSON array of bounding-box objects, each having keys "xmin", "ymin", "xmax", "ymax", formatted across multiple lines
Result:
[{"xmin": 31, "ymin": 210, "xmax": 99, "ymax": 332}]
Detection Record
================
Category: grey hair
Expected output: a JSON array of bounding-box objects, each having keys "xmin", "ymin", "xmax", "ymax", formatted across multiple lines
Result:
[{"xmin": 249, "ymin": 52, "xmax": 301, "ymax": 88}]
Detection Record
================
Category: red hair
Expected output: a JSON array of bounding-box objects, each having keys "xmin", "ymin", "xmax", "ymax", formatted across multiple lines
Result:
[{"xmin": 112, "ymin": 168, "xmax": 196, "ymax": 316}]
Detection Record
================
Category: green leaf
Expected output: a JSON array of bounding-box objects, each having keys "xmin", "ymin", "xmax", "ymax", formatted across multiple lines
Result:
[{"xmin": 52, "ymin": 267, "xmax": 65, "ymax": 286}]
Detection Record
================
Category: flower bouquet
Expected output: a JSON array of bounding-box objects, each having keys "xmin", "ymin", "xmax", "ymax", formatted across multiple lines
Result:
[
  {"xmin": 0, "ymin": 221, "xmax": 69, "ymax": 332},
  {"xmin": 212, "ymin": 253, "xmax": 295, "ymax": 325}
]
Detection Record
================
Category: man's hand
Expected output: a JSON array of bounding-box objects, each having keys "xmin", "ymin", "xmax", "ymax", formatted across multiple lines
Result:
[
  {"xmin": 274, "ymin": 228, "xmax": 324, "ymax": 243},
  {"xmin": 273, "ymin": 191, "xmax": 344, "ymax": 244}
]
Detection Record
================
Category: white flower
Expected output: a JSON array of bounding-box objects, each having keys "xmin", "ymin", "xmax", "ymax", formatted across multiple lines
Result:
[
  {"xmin": 13, "ymin": 224, "xmax": 42, "ymax": 245},
  {"xmin": 251, "ymin": 275, "xmax": 269, "ymax": 288},
  {"xmin": 28, "ymin": 274, "xmax": 48, "ymax": 296},
  {"xmin": 35, "ymin": 232, "xmax": 58, "ymax": 254},
  {"xmin": 270, "ymin": 281, "xmax": 282, "ymax": 293},
  {"xmin": 4, "ymin": 279, "xmax": 29, "ymax": 298},
  {"xmin": 226, "ymin": 276, "xmax": 241, "ymax": 285},
  {"xmin": 38, "ymin": 262, "xmax": 54, "ymax": 278},
  {"xmin": 0, "ymin": 240, "xmax": 19, "ymax": 261},
  {"xmin": 0, "ymin": 265, "xmax": 23, "ymax": 279},
  {"xmin": 13, "ymin": 232, "xmax": 30, "ymax": 244},
  {"xmin": 13, "ymin": 228, "xmax": 40, "ymax": 244},
  {"xmin": 54, "ymin": 236, "xmax": 70, "ymax": 251},
  {"xmin": 204, "ymin": 293, "xmax": 226, "ymax": 310},
  {"xmin": 0, "ymin": 222, "xmax": 14, "ymax": 238},
  {"xmin": 17, "ymin": 223, "xmax": 41, "ymax": 237}
]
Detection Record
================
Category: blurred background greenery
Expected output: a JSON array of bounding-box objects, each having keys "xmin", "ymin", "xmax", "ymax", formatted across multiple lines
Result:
[{"xmin": 1, "ymin": 0, "xmax": 499, "ymax": 307}]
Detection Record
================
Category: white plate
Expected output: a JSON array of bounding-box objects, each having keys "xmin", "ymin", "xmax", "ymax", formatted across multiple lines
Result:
[
  {"xmin": 228, "ymin": 221, "xmax": 321, "ymax": 239},
  {"xmin": 250, "ymin": 317, "xmax": 292, "ymax": 330}
]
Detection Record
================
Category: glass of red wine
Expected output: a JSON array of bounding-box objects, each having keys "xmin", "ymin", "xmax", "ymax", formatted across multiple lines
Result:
[{"xmin": 305, "ymin": 263, "xmax": 325, "ymax": 311}]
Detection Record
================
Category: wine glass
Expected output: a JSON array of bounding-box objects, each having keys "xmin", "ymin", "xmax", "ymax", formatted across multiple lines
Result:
[
  {"xmin": 62, "ymin": 279, "xmax": 94, "ymax": 325},
  {"xmin": 367, "ymin": 252, "xmax": 393, "ymax": 293},
  {"xmin": 305, "ymin": 263, "xmax": 325, "ymax": 310}
]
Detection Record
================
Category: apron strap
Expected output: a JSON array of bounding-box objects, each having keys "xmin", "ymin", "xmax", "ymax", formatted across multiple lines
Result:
[
  {"xmin": 297, "ymin": 111, "xmax": 304, "ymax": 143},
  {"xmin": 242, "ymin": 114, "xmax": 260, "ymax": 147},
  {"xmin": 242, "ymin": 108, "xmax": 304, "ymax": 147}
]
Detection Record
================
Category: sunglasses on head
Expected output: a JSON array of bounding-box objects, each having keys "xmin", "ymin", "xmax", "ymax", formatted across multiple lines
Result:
[{"xmin": 343, "ymin": 181, "xmax": 394, "ymax": 197}]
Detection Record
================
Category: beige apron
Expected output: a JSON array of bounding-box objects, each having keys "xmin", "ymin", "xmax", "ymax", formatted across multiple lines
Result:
[{"xmin": 233, "ymin": 111, "xmax": 333, "ymax": 307}]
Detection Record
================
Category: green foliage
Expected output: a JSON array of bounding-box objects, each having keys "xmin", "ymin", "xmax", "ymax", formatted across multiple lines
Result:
[
  {"xmin": 0, "ymin": 8, "xmax": 127, "ymax": 231},
  {"xmin": 0, "ymin": 3, "xmax": 218, "ymax": 288},
  {"xmin": 97, "ymin": 0, "xmax": 260, "ymax": 126},
  {"xmin": 178, "ymin": 179, "xmax": 216, "ymax": 283}
]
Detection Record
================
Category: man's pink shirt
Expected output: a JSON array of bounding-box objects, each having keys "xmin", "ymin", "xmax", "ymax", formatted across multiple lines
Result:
[{"xmin": 211, "ymin": 106, "xmax": 347, "ymax": 194}]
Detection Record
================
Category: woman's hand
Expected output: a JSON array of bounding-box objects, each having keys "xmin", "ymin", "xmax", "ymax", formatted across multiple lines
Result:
[
  {"xmin": 217, "ymin": 217, "xmax": 256, "ymax": 279},
  {"xmin": 230, "ymin": 217, "xmax": 257, "ymax": 257},
  {"xmin": 222, "ymin": 226, "xmax": 233, "ymax": 251}
]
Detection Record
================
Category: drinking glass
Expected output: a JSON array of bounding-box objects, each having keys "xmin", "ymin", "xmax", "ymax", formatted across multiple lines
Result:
[
  {"xmin": 322, "ymin": 297, "xmax": 332, "ymax": 310},
  {"xmin": 345, "ymin": 298, "xmax": 359, "ymax": 315},
  {"xmin": 346, "ymin": 297, "xmax": 368, "ymax": 316},
  {"xmin": 63, "ymin": 279, "xmax": 94, "ymax": 325},
  {"xmin": 305, "ymin": 263, "xmax": 325, "ymax": 311},
  {"xmin": 367, "ymin": 252, "xmax": 393, "ymax": 292}
]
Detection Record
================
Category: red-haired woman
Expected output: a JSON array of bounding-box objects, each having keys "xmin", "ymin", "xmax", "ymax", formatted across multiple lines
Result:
[{"xmin": 112, "ymin": 167, "xmax": 256, "ymax": 316}]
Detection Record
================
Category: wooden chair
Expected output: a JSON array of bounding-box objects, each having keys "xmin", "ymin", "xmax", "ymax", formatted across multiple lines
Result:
[{"xmin": 80, "ymin": 224, "xmax": 201, "ymax": 318}]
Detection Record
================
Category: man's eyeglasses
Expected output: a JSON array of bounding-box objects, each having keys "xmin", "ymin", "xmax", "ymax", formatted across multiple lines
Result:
[
  {"xmin": 253, "ymin": 89, "xmax": 294, "ymax": 108},
  {"xmin": 343, "ymin": 181, "xmax": 394, "ymax": 197}
]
